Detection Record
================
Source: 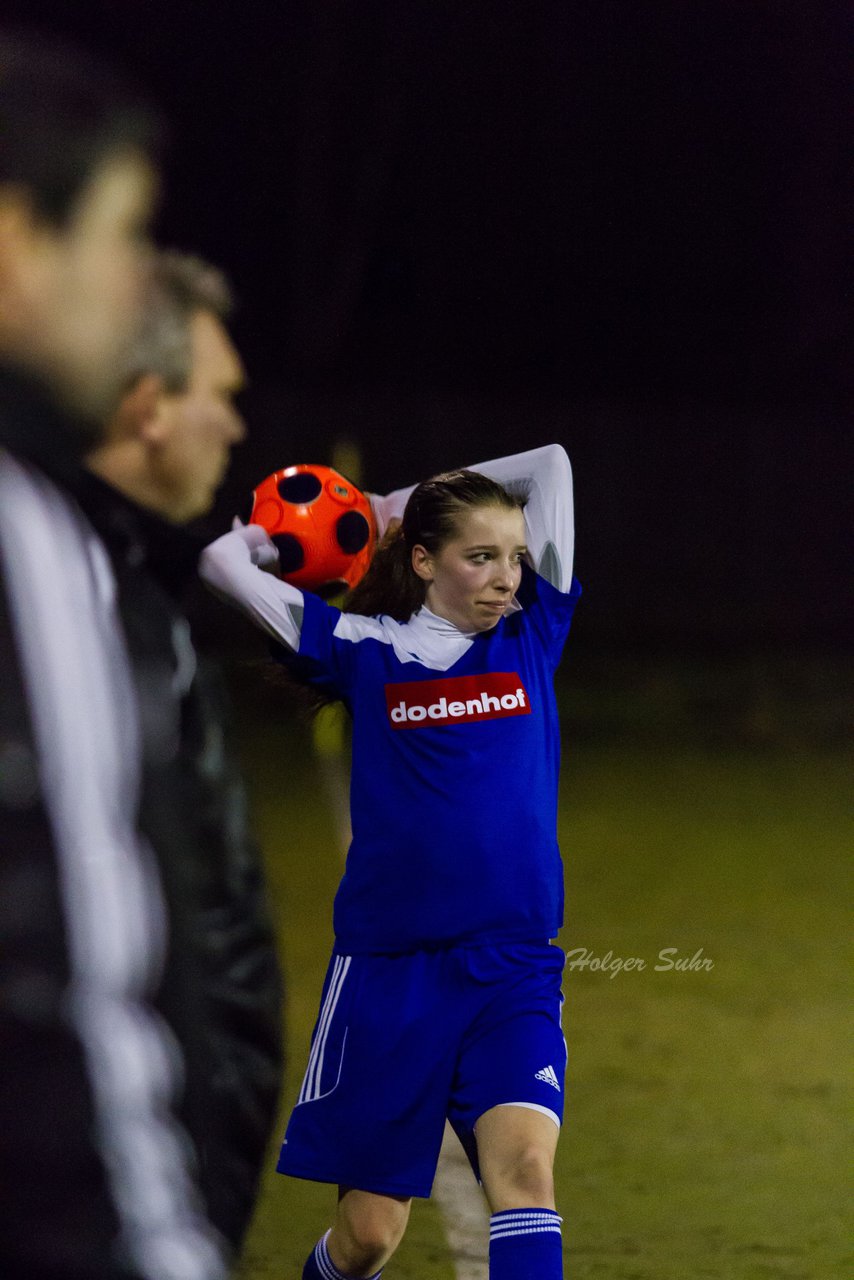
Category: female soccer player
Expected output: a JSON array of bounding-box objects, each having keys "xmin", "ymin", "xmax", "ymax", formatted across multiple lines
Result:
[{"xmin": 200, "ymin": 444, "xmax": 579, "ymax": 1280}]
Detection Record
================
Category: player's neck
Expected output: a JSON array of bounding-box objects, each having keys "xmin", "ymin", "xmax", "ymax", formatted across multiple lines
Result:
[{"xmin": 414, "ymin": 604, "xmax": 479, "ymax": 638}]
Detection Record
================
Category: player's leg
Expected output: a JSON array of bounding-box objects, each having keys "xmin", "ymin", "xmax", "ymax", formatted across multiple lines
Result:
[
  {"xmin": 476, "ymin": 1100, "xmax": 559, "ymax": 1209},
  {"xmin": 283, "ymin": 950, "xmax": 455, "ymax": 1277},
  {"xmin": 301, "ymin": 1187, "xmax": 411, "ymax": 1278},
  {"xmin": 475, "ymin": 1103, "xmax": 563, "ymax": 1278},
  {"xmin": 449, "ymin": 940, "xmax": 567, "ymax": 1280}
]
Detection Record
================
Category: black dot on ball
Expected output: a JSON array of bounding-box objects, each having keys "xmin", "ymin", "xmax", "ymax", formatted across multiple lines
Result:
[
  {"xmin": 336, "ymin": 510, "xmax": 370, "ymax": 553},
  {"xmin": 271, "ymin": 533, "xmax": 304, "ymax": 573},
  {"xmin": 238, "ymin": 493, "xmax": 255, "ymax": 526},
  {"xmin": 278, "ymin": 473, "xmax": 322, "ymax": 504},
  {"xmin": 316, "ymin": 579, "xmax": 349, "ymax": 600}
]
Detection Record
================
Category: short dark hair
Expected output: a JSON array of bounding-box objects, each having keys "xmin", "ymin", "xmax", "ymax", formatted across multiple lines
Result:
[
  {"xmin": 126, "ymin": 250, "xmax": 234, "ymax": 394},
  {"xmin": 0, "ymin": 29, "xmax": 163, "ymax": 225}
]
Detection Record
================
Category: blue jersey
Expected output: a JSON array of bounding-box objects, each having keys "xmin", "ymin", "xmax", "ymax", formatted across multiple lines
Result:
[{"xmin": 283, "ymin": 565, "xmax": 581, "ymax": 953}]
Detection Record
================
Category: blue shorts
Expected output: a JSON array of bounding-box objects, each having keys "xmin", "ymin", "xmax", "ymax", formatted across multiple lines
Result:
[{"xmin": 276, "ymin": 940, "xmax": 567, "ymax": 1198}]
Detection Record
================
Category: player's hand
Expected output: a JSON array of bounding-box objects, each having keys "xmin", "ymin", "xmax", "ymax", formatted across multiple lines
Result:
[{"xmin": 225, "ymin": 521, "xmax": 281, "ymax": 571}]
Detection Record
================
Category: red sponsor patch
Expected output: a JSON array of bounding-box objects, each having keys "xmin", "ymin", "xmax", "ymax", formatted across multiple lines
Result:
[{"xmin": 385, "ymin": 672, "xmax": 531, "ymax": 728}]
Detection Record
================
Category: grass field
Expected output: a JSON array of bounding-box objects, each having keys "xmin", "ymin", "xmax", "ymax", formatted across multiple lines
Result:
[{"xmin": 230, "ymin": 673, "xmax": 851, "ymax": 1280}]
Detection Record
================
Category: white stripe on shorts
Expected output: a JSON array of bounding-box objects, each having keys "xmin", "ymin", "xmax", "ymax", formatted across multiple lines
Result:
[{"xmin": 298, "ymin": 955, "xmax": 351, "ymax": 1103}]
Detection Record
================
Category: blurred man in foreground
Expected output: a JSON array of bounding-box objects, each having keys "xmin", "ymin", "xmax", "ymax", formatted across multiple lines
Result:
[
  {"xmin": 0, "ymin": 33, "xmax": 230, "ymax": 1279},
  {"xmin": 85, "ymin": 251, "xmax": 283, "ymax": 1251}
]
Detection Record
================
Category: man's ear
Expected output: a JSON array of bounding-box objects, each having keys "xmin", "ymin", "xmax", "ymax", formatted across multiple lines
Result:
[
  {"xmin": 0, "ymin": 191, "xmax": 27, "ymax": 278},
  {"xmin": 411, "ymin": 544, "xmax": 434, "ymax": 583},
  {"xmin": 0, "ymin": 190, "xmax": 48, "ymax": 331},
  {"xmin": 125, "ymin": 373, "xmax": 165, "ymax": 440}
]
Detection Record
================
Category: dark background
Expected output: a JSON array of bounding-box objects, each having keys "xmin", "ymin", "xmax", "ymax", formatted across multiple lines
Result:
[{"xmin": 9, "ymin": 1, "xmax": 850, "ymax": 657}]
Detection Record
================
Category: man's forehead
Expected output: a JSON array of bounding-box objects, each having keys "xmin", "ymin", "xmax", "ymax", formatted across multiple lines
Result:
[{"xmin": 189, "ymin": 308, "xmax": 244, "ymax": 387}]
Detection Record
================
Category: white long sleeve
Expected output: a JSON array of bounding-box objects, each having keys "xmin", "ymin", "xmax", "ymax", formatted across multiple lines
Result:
[
  {"xmin": 199, "ymin": 524, "xmax": 305, "ymax": 651},
  {"xmin": 369, "ymin": 444, "xmax": 575, "ymax": 592}
]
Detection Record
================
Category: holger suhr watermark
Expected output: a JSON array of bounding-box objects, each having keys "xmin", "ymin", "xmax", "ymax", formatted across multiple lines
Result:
[{"xmin": 565, "ymin": 947, "xmax": 715, "ymax": 979}]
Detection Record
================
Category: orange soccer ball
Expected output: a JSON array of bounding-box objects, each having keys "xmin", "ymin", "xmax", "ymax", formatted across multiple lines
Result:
[{"xmin": 244, "ymin": 464, "xmax": 377, "ymax": 596}]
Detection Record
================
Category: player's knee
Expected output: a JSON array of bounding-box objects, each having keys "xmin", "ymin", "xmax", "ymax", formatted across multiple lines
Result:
[
  {"xmin": 351, "ymin": 1212, "xmax": 404, "ymax": 1258},
  {"xmin": 491, "ymin": 1143, "xmax": 555, "ymax": 1208},
  {"xmin": 512, "ymin": 1142, "xmax": 555, "ymax": 1201},
  {"xmin": 334, "ymin": 1196, "xmax": 409, "ymax": 1271},
  {"xmin": 337, "ymin": 1226, "xmax": 399, "ymax": 1272}
]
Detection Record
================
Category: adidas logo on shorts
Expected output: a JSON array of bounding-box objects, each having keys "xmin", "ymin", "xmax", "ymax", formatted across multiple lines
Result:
[{"xmin": 535, "ymin": 1064, "xmax": 561, "ymax": 1091}]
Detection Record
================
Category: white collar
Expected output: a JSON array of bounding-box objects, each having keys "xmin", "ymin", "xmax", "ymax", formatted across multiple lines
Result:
[
  {"xmin": 411, "ymin": 605, "xmax": 479, "ymax": 640},
  {"xmin": 380, "ymin": 596, "xmax": 522, "ymax": 673},
  {"xmin": 415, "ymin": 595, "xmax": 522, "ymax": 634}
]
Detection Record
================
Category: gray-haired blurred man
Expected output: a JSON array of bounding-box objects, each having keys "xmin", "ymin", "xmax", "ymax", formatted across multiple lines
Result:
[
  {"xmin": 83, "ymin": 250, "xmax": 284, "ymax": 1254},
  {"xmin": 90, "ymin": 252, "xmax": 246, "ymax": 521}
]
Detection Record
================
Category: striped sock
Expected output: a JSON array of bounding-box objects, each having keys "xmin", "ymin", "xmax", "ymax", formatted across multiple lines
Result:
[
  {"xmin": 489, "ymin": 1208, "xmax": 563, "ymax": 1279},
  {"xmin": 301, "ymin": 1230, "xmax": 383, "ymax": 1280}
]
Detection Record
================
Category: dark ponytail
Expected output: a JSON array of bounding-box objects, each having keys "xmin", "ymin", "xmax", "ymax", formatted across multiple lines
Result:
[
  {"xmin": 343, "ymin": 523, "xmax": 424, "ymax": 621},
  {"xmin": 344, "ymin": 469, "xmax": 522, "ymax": 622}
]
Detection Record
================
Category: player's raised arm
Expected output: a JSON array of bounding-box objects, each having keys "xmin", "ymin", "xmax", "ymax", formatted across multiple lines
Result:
[
  {"xmin": 367, "ymin": 483, "xmax": 416, "ymax": 540},
  {"xmin": 370, "ymin": 444, "xmax": 574, "ymax": 592},
  {"xmin": 200, "ymin": 523, "xmax": 305, "ymax": 651}
]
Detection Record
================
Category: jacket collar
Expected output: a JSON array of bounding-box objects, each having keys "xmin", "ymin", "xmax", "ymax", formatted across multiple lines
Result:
[
  {"xmin": 0, "ymin": 365, "xmax": 97, "ymax": 491},
  {"xmin": 0, "ymin": 365, "xmax": 206, "ymax": 599},
  {"xmin": 77, "ymin": 470, "xmax": 206, "ymax": 600}
]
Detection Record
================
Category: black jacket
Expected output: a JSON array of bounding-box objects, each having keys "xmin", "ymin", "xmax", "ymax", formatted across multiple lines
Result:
[
  {"xmin": 77, "ymin": 472, "xmax": 284, "ymax": 1251},
  {"xmin": 0, "ymin": 369, "xmax": 282, "ymax": 1275}
]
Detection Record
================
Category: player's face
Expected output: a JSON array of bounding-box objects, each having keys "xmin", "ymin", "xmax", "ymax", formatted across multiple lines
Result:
[
  {"xmin": 1, "ymin": 150, "xmax": 157, "ymax": 429},
  {"xmin": 150, "ymin": 309, "xmax": 246, "ymax": 523},
  {"xmin": 414, "ymin": 504, "xmax": 527, "ymax": 632}
]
